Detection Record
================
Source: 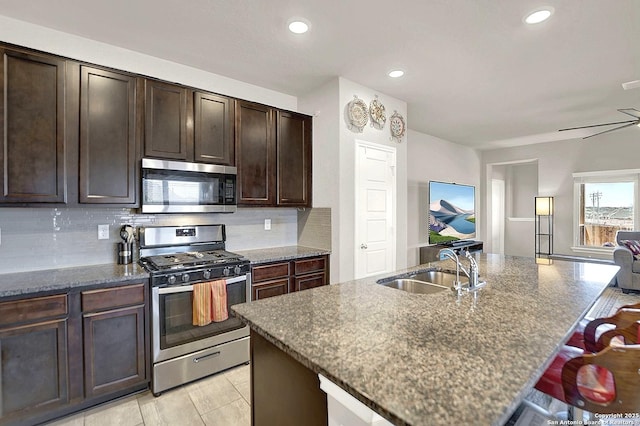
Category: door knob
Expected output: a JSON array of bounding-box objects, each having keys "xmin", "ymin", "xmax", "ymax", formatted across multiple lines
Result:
[{"xmin": 360, "ymin": 244, "xmax": 368, "ymax": 249}]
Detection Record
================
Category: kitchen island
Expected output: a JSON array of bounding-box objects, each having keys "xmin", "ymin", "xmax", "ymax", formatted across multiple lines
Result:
[{"xmin": 231, "ymin": 254, "xmax": 620, "ymax": 426}]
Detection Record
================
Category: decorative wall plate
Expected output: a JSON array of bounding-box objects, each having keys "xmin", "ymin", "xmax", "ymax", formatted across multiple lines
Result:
[
  {"xmin": 347, "ymin": 95, "xmax": 368, "ymax": 132},
  {"xmin": 369, "ymin": 95, "xmax": 386, "ymax": 130},
  {"xmin": 389, "ymin": 110, "xmax": 406, "ymax": 143}
]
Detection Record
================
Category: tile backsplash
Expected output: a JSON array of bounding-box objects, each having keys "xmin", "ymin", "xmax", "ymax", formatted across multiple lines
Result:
[
  {"xmin": 297, "ymin": 207, "xmax": 331, "ymax": 250},
  {"xmin": 0, "ymin": 206, "xmax": 315, "ymax": 273}
]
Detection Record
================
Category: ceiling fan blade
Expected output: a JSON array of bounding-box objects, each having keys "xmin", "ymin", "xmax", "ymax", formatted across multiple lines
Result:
[
  {"xmin": 582, "ymin": 121, "xmax": 640, "ymax": 139},
  {"xmin": 618, "ymin": 108, "xmax": 640, "ymax": 119},
  {"xmin": 558, "ymin": 119, "xmax": 637, "ymax": 132}
]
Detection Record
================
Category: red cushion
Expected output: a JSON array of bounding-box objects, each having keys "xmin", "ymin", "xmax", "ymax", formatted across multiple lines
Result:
[
  {"xmin": 536, "ymin": 345, "xmax": 584, "ymax": 401},
  {"xmin": 536, "ymin": 345, "xmax": 616, "ymax": 405},
  {"xmin": 566, "ymin": 318, "xmax": 589, "ymax": 349},
  {"xmin": 577, "ymin": 365, "xmax": 616, "ymax": 404}
]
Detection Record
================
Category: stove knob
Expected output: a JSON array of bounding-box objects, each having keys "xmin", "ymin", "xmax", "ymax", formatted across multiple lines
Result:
[
  {"xmin": 167, "ymin": 275, "xmax": 177, "ymax": 285},
  {"xmin": 223, "ymin": 267, "xmax": 231, "ymax": 277},
  {"xmin": 234, "ymin": 265, "xmax": 242, "ymax": 275},
  {"xmin": 181, "ymin": 273, "xmax": 190, "ymax": 283},
  {"xmin": 203, "ymin": 270, "xmax": 211, "ymax": 280}
]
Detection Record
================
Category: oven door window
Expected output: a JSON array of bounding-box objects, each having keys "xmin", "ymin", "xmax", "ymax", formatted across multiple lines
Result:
[{"xmin": 159, "ymin": 280, "xmax": 246, "ymax": 350}]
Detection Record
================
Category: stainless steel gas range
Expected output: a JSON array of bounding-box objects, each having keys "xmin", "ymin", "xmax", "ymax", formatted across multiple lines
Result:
[{"xmin": 138, "ymin": 224, "xmax": 250, "ymax": 396}]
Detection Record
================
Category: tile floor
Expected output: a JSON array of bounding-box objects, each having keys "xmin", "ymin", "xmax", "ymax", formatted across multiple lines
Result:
[{"xmin": 47, "ymin": 364, "xmax": 251, "ymax": 426}]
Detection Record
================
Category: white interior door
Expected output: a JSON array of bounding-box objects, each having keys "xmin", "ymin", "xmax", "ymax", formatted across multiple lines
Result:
[{"xmin": 354, "ymin": 141, "xmax": 396, "ymax": 279}]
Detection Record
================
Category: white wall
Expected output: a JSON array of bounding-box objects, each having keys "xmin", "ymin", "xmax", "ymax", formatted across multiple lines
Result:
[
  {"xmin": 507, "ymin": 163, "xmax": 538, "ymax": 218},
  {"xmin": 503, "ymin": 162, "xmax": 537, "ymax": 257},
  {"xmin": 0, "ymin": 15, "xmax": 297, "ymax": 110},
  {"xmin": 407, "ymin": 130, "xmax": 481, "ymax": 266},
  {"xmin": 481, "ymin": 130, "xmax": 640, "ymax": 258},
  {"xmin": 300, "ymin": 77, "xmax": 408, "ymax": 282},
  {"xmin": 299, "ymin": 79, "xmax": 341, "ymax": 282},
  {"xmin": 339, "ymin": 78, "xmax": 408, "ymax": 280}
]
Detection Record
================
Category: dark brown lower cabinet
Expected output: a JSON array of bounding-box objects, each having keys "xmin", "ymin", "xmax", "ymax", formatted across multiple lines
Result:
[
  {"xmin": 0, "ymin": 280, "xmax": 149, "ymax": 425},
  {"xmin": 252, "ymin": 278, "xmax": 289, "ymax": 300},
  {"xmin": 0, "ymin": 318, "xmax": 70, "ymax": 422},
  {"xmin": 293, "ymin": 274, "xmax": 326, "ymax": 292},
  {"xmin": 82, "ymin": 282, "xmax": 148, "ymax": 399},
  {"xmin": 0, "ymin": 294, "xmax": 70, "ymax": 424},
  {"xmin": 251, "ymin": 331, "xmax": 326, "ymax": 426},
  {"xmin": 251, "ymin": 261, "xmax": 290, "ymax": 301},
  {"xmin": 250, "ymin": 255, "xmax": 329, "ymax": 301},
  {"xmin": 292, "ymin": 257, "xmax": 327, "ymax": 292}
]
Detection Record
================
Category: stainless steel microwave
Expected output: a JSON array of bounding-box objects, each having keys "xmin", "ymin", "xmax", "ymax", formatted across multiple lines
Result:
[{"xmin": 141, "ymin": 158, "xmax": 237, "ymax": 213}]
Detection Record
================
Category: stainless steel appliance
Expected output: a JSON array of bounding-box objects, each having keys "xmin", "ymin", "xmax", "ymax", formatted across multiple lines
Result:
[
  {"xmin": 141, "ymin": 158, "xmax": 237, "ymax": 214},
  {"xmin": 138, "ymin": 224, "xmax": 250, "ymax": 395}
]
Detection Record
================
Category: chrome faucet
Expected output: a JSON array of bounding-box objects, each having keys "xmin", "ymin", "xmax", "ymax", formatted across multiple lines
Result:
[
  {"xmin": 463, "ymin": 250, "xmax": 485, "ymax": 290},
  {"xmin": 439, "ymin": 248, "xmax": 465, "ymax": 294},
  {"xmin": 439, "ymin": 248, "xmax": 486, "ymax": 293}
]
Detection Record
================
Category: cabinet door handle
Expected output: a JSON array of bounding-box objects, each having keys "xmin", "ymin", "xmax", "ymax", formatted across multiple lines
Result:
[
  {"xmin": 193, "ymin": 351, "xmax": 221, "ymax": 363},
  {"xmin": 360, "ymin": 244, "xmax": 368, "ymax": 249}
]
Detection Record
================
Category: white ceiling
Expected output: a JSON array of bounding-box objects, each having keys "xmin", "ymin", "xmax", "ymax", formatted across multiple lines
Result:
[{"xmin": 0, "ymin": 0, "xmax": 638, "ymax": 149}]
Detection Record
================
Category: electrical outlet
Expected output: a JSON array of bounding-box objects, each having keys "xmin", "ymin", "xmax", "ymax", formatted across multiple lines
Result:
[
  {"xmin": 98, "ymin": 224, "xmax": 109, "ymax": 240},
  {"xmin": 264, "ymin": 219, "xmax": 271, "ymax": 231}
]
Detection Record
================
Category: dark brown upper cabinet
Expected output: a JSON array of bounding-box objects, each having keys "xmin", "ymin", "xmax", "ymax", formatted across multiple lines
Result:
[
  {"xmin": 236, "ymin": 101, "xmax": 312, "ymax": 207},
  {"xmin": 194, "ymin": 91, "xmax": 235, "ymax": 165},
  {"xmin": 79, "ymin": 66, "xmax": 142, "ymax": 205},
  {"xmin": 0, "ymin": 42, "xmax": 311, "ymax": 209},
  {"xmin": 144, "ymin": 80, "xmax": 234, "ymax": 165},
  {"xmin": 144, "ymin": 79, "xmax": 190, "ymax": 161},
  {"xmin": 277, "ymin": 111, "xmax": 312, "ymax": 206},
  {"xmin": 236, "ymin": 100, "xmax": 276, "ymax": 205},
  {"xmin": 0, "ymin": 47, "xmax": 67, "ymax": 203}
]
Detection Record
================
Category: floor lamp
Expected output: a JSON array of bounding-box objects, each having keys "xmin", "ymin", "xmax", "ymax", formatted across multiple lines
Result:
[{"xmin": 535, "ymin": 196, "xmax": 554, "ymax": 259}]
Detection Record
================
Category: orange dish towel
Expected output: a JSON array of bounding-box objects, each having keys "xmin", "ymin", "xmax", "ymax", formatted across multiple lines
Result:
[
  {"xmin": 210, "ymin": 279, "xmax": 229, "ymax": 322},
  {"xmin": 192, "ymin": 282, "xmax": 213, "ymax": 326},
  {"xmin": 192, "ymin": 280, "xmax": 229, "ymax": 326}
]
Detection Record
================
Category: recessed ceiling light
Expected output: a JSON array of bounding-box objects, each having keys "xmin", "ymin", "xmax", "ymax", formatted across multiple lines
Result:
[
  {"xmin": 524, "ymin": 7, "xmax": 554, "ymax": 24},
  {"xmin": 288, "ymin": 20, "xmax": 309, "ymax": 34},
  {"xmin": 622, "ymin": 80, "xmax": 640, "ymax": 90},
  {"xmin": 388, "ymin": 70, "xmax": 404, "ymax": 78}
]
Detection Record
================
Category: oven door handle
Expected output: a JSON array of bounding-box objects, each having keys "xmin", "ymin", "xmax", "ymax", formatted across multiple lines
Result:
[{"xmin": 157, "ymin": 275, "xmax": 246, "ymax": 295}]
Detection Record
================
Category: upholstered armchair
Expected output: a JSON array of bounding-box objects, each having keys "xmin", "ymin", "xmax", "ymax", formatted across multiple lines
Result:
[{"xmin": 613, "ymin": 230, "xmax": 640, "ymax": 293}]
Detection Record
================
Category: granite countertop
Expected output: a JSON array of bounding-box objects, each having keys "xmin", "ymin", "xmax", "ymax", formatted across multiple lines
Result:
[
  {"xmin": 234, "ymin": 245, "xmax": 330, "ymax": 264},
  {"xmin": 0, "ymin": 263, "xmax": 149, "ymax": 299},
  {"xmin": 0, "ymin": 244, "xmax": 330, "ymax": 298},
  {"xmin": 231, "ymin": 254, "xmax": 620, "ymax": 426}
]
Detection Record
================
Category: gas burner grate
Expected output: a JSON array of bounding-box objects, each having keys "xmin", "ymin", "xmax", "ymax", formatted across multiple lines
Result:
[{"xmin": 142, "ymin": 250, "xmax": 243, "ymax": 271}]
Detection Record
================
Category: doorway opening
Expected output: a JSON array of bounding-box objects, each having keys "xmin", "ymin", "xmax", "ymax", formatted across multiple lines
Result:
[{"xmin": 486, "ymin": 160, "xmax": 538, "ymax": 257}]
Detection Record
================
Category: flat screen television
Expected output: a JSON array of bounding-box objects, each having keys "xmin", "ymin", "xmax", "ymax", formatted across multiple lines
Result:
[{"xmin": 428, "ymin": 181, "xmax": 476, "ymax": 245}]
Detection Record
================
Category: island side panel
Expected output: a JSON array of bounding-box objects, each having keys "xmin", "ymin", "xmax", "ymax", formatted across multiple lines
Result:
[{"xmin": 251, "ymin": 330, "xmax": 327, "ymax": 425}]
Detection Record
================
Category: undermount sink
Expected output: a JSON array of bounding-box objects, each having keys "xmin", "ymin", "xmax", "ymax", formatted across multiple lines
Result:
[
  {"xmin": 377, "ymin": 270, "xmax": 466, "ymax": 295},
  {"xmin": 409, "ymin": 270, "xmax": 465, "ymax": 287},
  {"xmin": 380, "ymin": 279, "xmax": 449, "ymax": 294}
]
